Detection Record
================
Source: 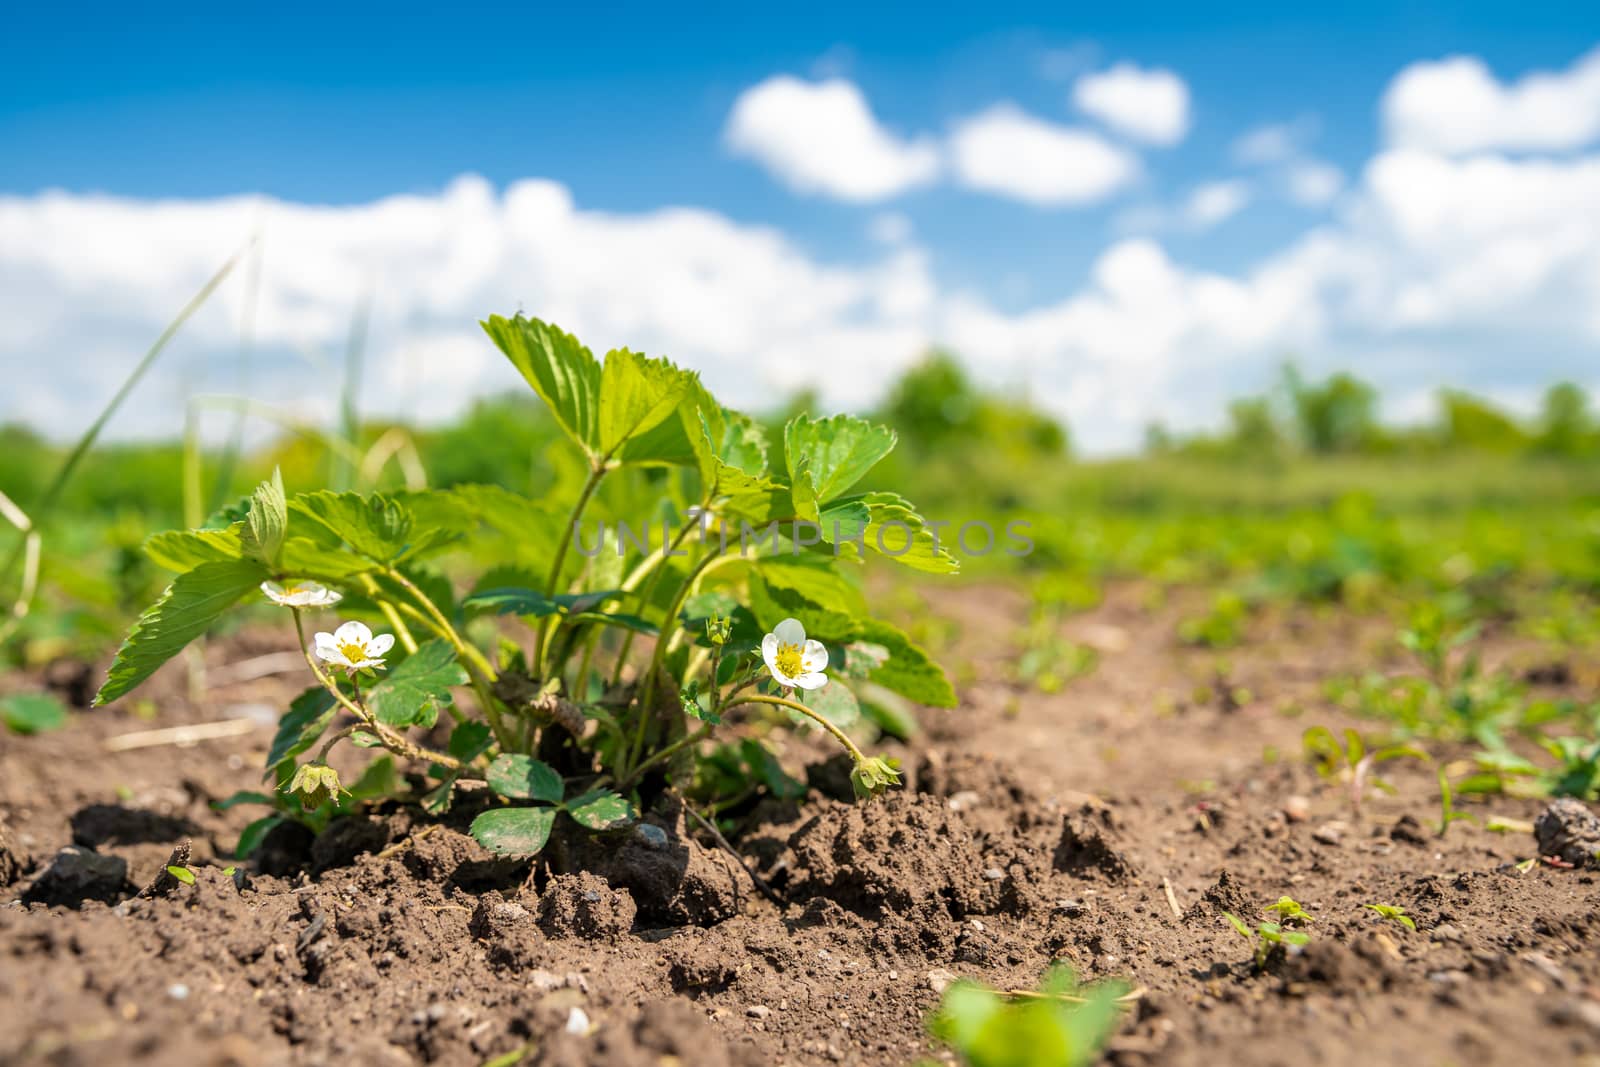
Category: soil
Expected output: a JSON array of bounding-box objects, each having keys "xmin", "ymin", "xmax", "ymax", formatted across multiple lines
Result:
[{"xmin": 3, "ymin": 583, "xmax": 1600, "ymax": 1066}]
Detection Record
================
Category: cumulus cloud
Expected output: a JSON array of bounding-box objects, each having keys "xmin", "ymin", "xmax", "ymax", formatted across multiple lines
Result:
[
  {"xmin": 1382, "ymin": 45, "xmax": 1600, "ymax": 154},
  {"xmin": 1072, "ymin": 63, "xmax": 1191, "ymax": 145},
  {"xmin": 9, "ymin": 63, "xmax": 1600, "ymax": 454},
  {"xmin": 948, "ymin": 104, "xmax": 1141, "ymax": 207},
  {"xmin": 724, "ymin": 76, "xmax": 940, "ymax": 202},
  {"xmin": 0, "ymin": 176, "xmax": 939, "ymax": 438},
  {"xmin": 1116, "ymin": 180, "xmax": 1251, "ymax": 234},
  {"xmin": 1284, "ymin": 161, "xmax": 1345, "ymax": 206},
  {"xmin": 1231, "ymin": 117, "xmax": 1319, "ymax": 165}
]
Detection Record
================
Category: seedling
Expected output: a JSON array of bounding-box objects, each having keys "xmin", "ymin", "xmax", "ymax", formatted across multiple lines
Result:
[
  {"xmin": 1363, "ymin": 903, "xmax": 1416, "ymax": 930},
  {"xmin": 1435, "ymin": 767, "xmax": 1478, "ymax": 837},
  {"xmin": 1302, "ymin": 726, "xmax": 1427, "ymax": 814},
  {"xmin": 1222, "ymin": 911, "xmax": 1310, "ymax": 970},
  {"xmin": 165, "ymin": 864, "xmax": 196, "ymax": 885},
  {"xmin": 928, "ymin": 965, "xmax": 1130, "ymax": 1067},
  {"xmin": 1262, "ymin": 896, "xmax": 1314, "ymax": 927},
  {"xmin": 95, "ymin": 316, "xmax": 959, "ymax": 861}
]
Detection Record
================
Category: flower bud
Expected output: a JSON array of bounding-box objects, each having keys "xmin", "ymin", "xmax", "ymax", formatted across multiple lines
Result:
[
  {"xmin": 850, "ymin": 755, "xmax": 902, "ymax": 800},
  {"xmin": 706, "ymin": 612, "xmax": 732, "ymax": 647},
  {"xmin": 287, "ymin": 763, "xmax": 346, "ymax": 810}
]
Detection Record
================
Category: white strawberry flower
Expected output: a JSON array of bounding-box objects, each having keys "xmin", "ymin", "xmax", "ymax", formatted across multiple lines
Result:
[
  {"xmin": 761, "ymin": 617, "xmax": 829, "ymax": 691},
  {"xmin": 313, "ymin": 620, "xmax": 394, "ymax": 674},
  {"xmin": 261, "ymin": 580, "xmax": 343, "ymax": 608}
]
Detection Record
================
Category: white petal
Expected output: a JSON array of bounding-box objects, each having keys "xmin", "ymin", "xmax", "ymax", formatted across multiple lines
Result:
[
  {"xmin": 367, "ymin": 633, "xmax": 395, "ymax": 658},
  {"xmin": 333, "ymin": 619, "xmax": 373, "ymax": 646},
  {"xmin": 801, "ymin": 639, "xmax": 829, "ymax": 674},
  {"xmin": 794, "ymin": 671, "xmax": 829, "ymax": 690},
  {"xmin": 261, "ymin": 581, "xmax": 287, "ymax": 604},
  {"xmin": 315, "ymin": 587, "xmax": 344, "ymax": 606},
  {"xmin": 774, "ymin": 618, "xmax": 806, "ymax": 646},
  {"xmin": 761, "ymin": 633, "xmax": 780, "ymax": 672}
]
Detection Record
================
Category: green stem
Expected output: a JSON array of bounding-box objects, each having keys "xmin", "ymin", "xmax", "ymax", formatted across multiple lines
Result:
[
  {"xmin": 537, "ymin": 463, "xmax": 609, "ymax": 673},
  {"xmin": 290, "ymin": 609, "xmax": 463, "ymax": 770},
  {"xmin": 730, "ymin": 693, "xmax": 866, "ymax": 765},
  {"xmin": 617, "ymin": 722, "xmax": 713, "ymax": 791},
  {"xmin": 382, "ymin": 567, "xmax": 509, "ymax": 745},
  {"xmin": 611, "ymin": 517, "xmax": 700, "ymax": 685},
  {"xmin": 628, "ymin": 548, "xmax": 730, "ymax": 771}
]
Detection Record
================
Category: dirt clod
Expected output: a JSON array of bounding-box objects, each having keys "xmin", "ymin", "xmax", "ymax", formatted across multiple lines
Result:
[
  {"xmin": 0, "ymin": 816, "xmax": 26, "ymax": 886},
  {"xmin": 1534, "ymin": 798, "xmax": 1600, "ymax": 868},
  {"xmin": 786, "ymin": 793, "xmax": 998, "ymax": 919},
  {"xmin": 537, "ymin": 871, "xmax": 636, "ymax": 941},
  {"xmin": 21, "ymin": 845, "xmax": 130, "ymax": 906}
]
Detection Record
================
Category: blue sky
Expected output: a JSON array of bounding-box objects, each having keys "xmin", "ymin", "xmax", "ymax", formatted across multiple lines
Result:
[{"xmin": 4, "ymin": 4, "xmax": 1600, "ymax": 450}]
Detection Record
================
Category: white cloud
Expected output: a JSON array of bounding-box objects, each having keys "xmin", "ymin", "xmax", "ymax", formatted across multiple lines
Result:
[
  {"xmin": 1285, "ymin": 161, "xmax": 1345, "ymax": 206},
  {"xmin": 724, "ymin": 76, "xmax": 940, "ymax": 202},
  {"xmin": 867, "ymin": 211, "xmax": 914, "ymax": 245},
  {"xmin": 948, "ymin": 104, "xmax": 1140, "ymax": 207},
  {"xmin": 1115, "ymin": 180, "xmax": 1251, "ymax": 234},
  {"xmin": 1382, "ymin": 45, "xmax": 1600, "ymax": 154},
  {"xmin": 1072, "ymin": 63, "xmax": 1191, "ymax": 145},
  {"xmin": 1184, "ymin": 181, "xmax": 1252, "ymax": 228},
  {"xmin": 1231, "ymin": 116, "xmax": 1318, "ymax": 165},
  {"xmin": 7, "ymin": 130, "xmax": 1600, "ymax": 454},
  {"xmin": 0, "ymin": 176, "xmax": 939, "ymax": 438}
]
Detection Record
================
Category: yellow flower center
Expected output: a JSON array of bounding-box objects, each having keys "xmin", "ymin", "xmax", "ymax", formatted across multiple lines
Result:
[
  {"xmin": 340, "ymin": 641, "xmax": 369, "ymax": 663},
  {"xmin": 774, "ymin": 642, "xmax": 804, "ymax": 679}
]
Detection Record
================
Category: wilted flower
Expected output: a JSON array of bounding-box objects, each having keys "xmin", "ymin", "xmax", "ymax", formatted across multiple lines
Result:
[
  {"xmin": 287, "ymin": 763, "xmax": 346, "ymax": 810},
  {"xmin": 761, "ymin": 617, "xmax": 828, "ymax": 690},
  {"xmin": 850, "ymin": 755, "xmax": 902, "ymax": 799},
  {"xmin": 261, "ymin": 580, "xmax": 343, "ymax": 608},
  {"xmin": 314, "ymin": 620, "xmax": 394, "ymax": 674}
]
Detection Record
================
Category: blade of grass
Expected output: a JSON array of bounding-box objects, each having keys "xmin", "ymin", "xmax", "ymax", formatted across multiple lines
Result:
[{"xmin": 0, "ymin": 243, "xmax": 248, "ymax": 610}]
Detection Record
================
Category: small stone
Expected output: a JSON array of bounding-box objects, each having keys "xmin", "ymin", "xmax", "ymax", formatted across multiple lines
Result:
[
  {"xmin": 1431, "ymin": 924, "xmax": 1462, "ymax": 943},
  {"xmin": 983, "ymin": 867, "xmax": 1005, "ymax": 881},
  {"xmin": 948, "ymin": 790, "xmax": 983, "ymax": 813},
  {"xmin": 633, "ymin": 823, "xmax": 670, "ymax": 849},
  {"xmin": 565, "ymin": 1007, "xmax": 591, "ymax": 1035},
  {"xmin": 926, "ymin": 968, "xmax": 959, "ymax": 994},
  {"xmin": 746, "ymin": 1004, "xmax": 771, "ymax": 1019},
  {"xmin": 1546, "ymin": 998, "xmax": 1600, "ymax": 1035},
  {"xmin": 970, "ymin": 919, "xmax": 986, "ymax": 933},
  {"xmin": 1312, "ymin": 821, "xmax": 1347, "ymax": 846},
  {"xmin": 166, "ymin": 984, "xmax": 189, "ymax": 1001},
  {"xmin": 1284, "ymin": 796, "xmax": 1311, "ymax": 823}
]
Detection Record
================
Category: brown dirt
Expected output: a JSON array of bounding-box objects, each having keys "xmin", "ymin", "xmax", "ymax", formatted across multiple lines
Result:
[{"xmin": 3, "ymin": 584, "xmax": 1600, "ymax": 1066}]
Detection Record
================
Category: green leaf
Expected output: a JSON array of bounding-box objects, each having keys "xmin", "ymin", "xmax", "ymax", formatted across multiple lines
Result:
[
  {"xmin": 854, "ymin": 618, "xmax": 958, "ymax": 708},
  {"xmin": 165, "ymin": 865, "xmax": 196, "ymax": 886},
  {"xmin": 840, "ymin": 641, "xmax": 890, "ymax": 679},
  {"xmin": 448, "ymin": 720, "xmax": 494, "ymax": 762},
  {"xmin": 96, "ymin": 559, "xmax": 271, "ymax": 705},
  {"xmin": 470, "ymin": 806, "xmax": 558, "ymax": 857},
  {"xmin": 464, "ymin": 587, "xmax": 624, "ymax": 617},
  {"xmin": 783, "ymin": 414, "xmax": 897, "ymax": 502},
  {"xmin": 826, "ymin": 491, "xmax": 958, "ymax": 574},
  {"xmin": 234, "ymin": 815, "xmax": 283, "ymax": 860},
  {"xmin": 350, "ymin": 731, "xmax": 383, "ymax": 747},
  {"xmin": 680, "ymin": 679, "xmax": 721, "ymax": 724},
  {"xmin": 1, "ymin": 692, "xmax": 68, "ymax": 735},
  {"xmin": 482, "ymin": 314, "xmax": 602, "ymax": 456},
  {"xmin": 799, "ymin": 682, "xmax": 860, "ymax": 730},
  {"xmin": 365, "ymin": 639, "xmax": 467, "ymax": 729},
  {"xmin": 266, "ymin": 687, "xmax": 339, "ymax": 772},
  {"xmin": 598, "ymin": 347, "xmax": 694, "ymax": 457},
  {"xmin": 486, "ymin": 754, "xmax": 564, "ymax": 803},
  {"xmin": 565, "ymin": 789, "xmax": 635, "ymax": 831},
  {"xmin": 757, "ymin": 557, "xmax": 867, "ymax": 617},
  {"xmin": 143, "ymin": 526, "xmax": 244, "ymax": 571},
  {"xmin": 420, "ymin": 485, "xmax": 563, "ymax": 570},
  {"xmin": 212, "ymin": 790, "xmax": 276, "ymax": 811},
  {"xmin": 289, "ymin": 491, "xmax": 415, "ymax": 563},
  {"xmin": 740, "ymin": 739, "xmax": 807, "ymax": 800},
  {"xmin": 242, "ymin": 469, "xmax": 288, "ymax": 567}
]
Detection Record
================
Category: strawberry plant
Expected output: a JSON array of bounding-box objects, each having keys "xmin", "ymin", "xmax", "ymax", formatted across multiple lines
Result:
[{"xmin": 94, "ymin": 315, "xmax": 958, "ymax": 859}]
